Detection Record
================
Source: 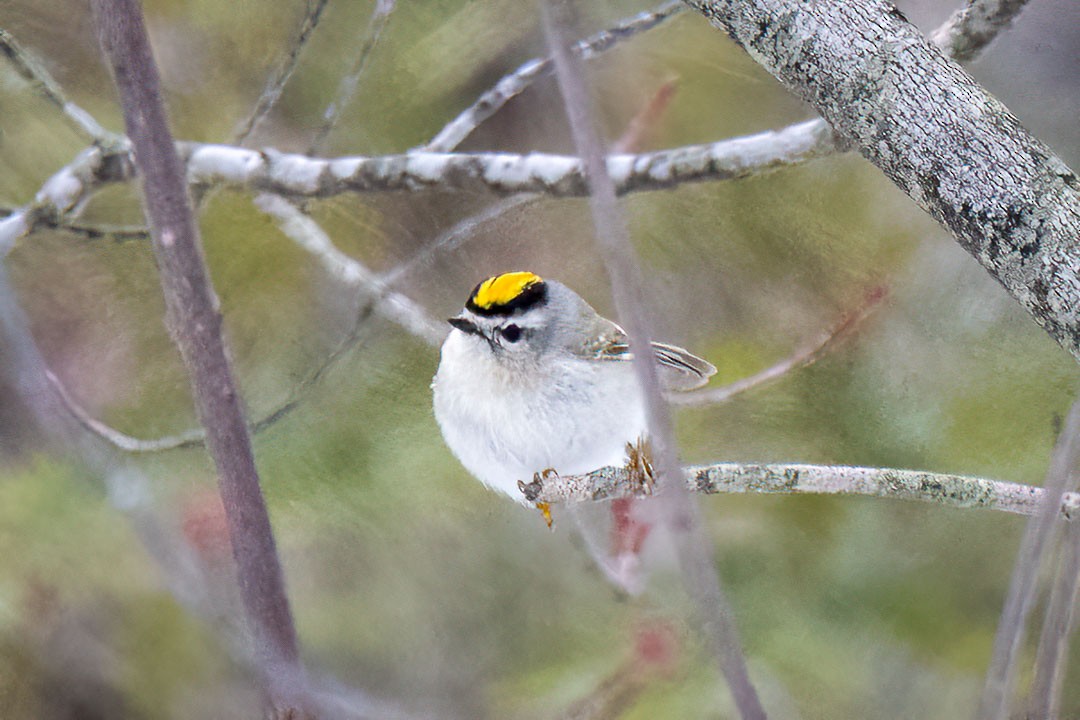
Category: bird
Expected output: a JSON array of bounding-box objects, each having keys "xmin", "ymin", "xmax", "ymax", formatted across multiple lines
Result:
[{"xmin": 431, "ymin": 271, "xmax": 715, "ymax": 520}]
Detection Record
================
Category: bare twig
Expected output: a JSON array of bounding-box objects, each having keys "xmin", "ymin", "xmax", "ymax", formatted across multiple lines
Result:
[
  {"xmin": 59, "ymin": 221, "xmax": 150, "ymax": 242},
  {"xmin": 43, "ymin": 207, "xmax": 434, "ymax": 454},
  {"xmin": 420, "ymin": 0, "xmax": 684, "ymax": 153},
  {"xmin": 930, "ymin": 0, "xmax": 1033, "ymax": 63},
  {"xmin": 541, "ymin": 2, "xmax": 765, "ymax": 718},
  {"xmin": 611, "ymin": 78, "xmax": 679, "ymax": 154},
  {"xmin": 673, "ymin": 285, "xmax": 887, "ymax": 407},
  {"xmin": 520, "ymin": 461, "xmax": 1080, "ymax": 521},
  {"xmin": 89, "ymin": 2, "xmax": 306, "ymax": 714},
  {"xmin": 978, "ymin": 397, "xmax": 1080, "ymax": 720},
  {"xmin": 255, "ymin": 193, "xmax": 445, "ymax": 344},
  {"xmin": 47, "ymin": 370, "xmax": 205, "ymax": 452},
  {"xmin": 0, "ymin": 28, "xmax": 120, "ymax": 146},
  {"xmin": 1028, "ymin": 521, "xmax": 1080, "ymax": 719},
  {"xmin": 233, "ymin": 0, "xmax": 330, "ymax": 145},
  {"xmin": 308, "ymin": 0, "xmax": 397, "ymax": 155},
  {"xmin": 379, "ymin": 194, "xmax": 538, "ymax": 288}
]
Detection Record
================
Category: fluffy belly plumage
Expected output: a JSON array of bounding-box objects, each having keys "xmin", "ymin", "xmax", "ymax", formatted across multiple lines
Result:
[{"xmin": 432, "ymin": 341, "xmax": 646, "ymax": 502}]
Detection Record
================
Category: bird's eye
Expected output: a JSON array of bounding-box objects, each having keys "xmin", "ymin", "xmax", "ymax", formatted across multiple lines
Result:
[{"xmin": 501, "ymin": 324, "xmax": 522, "ymax": 343}]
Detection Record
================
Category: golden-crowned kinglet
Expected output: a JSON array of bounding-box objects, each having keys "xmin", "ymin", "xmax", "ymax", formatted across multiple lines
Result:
[{"xmin": 432, "ymin": 271, "xmax": 715, "ymax": 504}]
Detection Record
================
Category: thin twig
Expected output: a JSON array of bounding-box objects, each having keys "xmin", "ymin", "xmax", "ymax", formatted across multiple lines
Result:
[
  {"xmin": 0, "ymin": 28, "xmax": 120, "ymax": 146},
  {"xmin": 930, "ymin": 0, "xmax": 1033, "ymax": 63},
  {"xmin": 1028, "ymin": 521, "xmax": 1080, "ymax": 719},
  {"xmin": 45, "ymin": 261, "xmax": 398, "ymax": 456},
  {"xmin": 233, "ymin": 0, "xmax": 331, "ymax": 145},
  {"xmin": 255, "ymin": 193, "xmax": 445, "ymax": 345},
  {"xmin": 541, "ymin": 2, "xmax": 766, "ymax": 718},
  {"xmin": 521, "ymin": 461, "xmax": 1080, "ymax": 521},
  {"xmin": 611, "ymin": 78, "xmax": 679, "ymax": 154},
  {"xmin": 673, "ymin": 285, "xmax": 887, "ymax": 407},
  {"xmin": 978, "ymin": 397, "xmax": 1080, "ymax": 720},
  {"xmin": 47, "ymin": 370, "xmax": 205, "ymax": 452},
  {"xmin": 89, "ymin": 2, "xmax": 307, "ymax": 714},
  {"xmin": 420, "ymin": 0, "xmax": 684, "ymax": 153},
  {"xmin": 307, "ymin": 0, "xmax": 397, "ymax": 155},
  {"xmin": 379, "ymin": 194, "xmax": 538, "ymax": 288},
  {"xmin": 58, "ymin": 221, "xmax": 150, "ymax": 242}
]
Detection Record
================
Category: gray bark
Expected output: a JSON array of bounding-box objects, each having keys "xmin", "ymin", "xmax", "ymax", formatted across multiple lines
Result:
[
  {"xmin": 89, "ymin": 0, "xmax": 307, "ymax": 713},
  {"xmin": 684, "ymin": 0, "xmax": 1080, "ymax": 361}
]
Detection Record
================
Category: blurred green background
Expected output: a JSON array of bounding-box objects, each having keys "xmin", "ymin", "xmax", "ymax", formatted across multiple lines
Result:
[{"xmin": 0, "ymin": 0, "xmax": 1077, "ymax": 718}]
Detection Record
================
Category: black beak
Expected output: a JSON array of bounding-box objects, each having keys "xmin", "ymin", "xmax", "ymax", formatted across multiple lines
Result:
[{"xmin": 448, "ymin": 316, "xmax": 481, "ymax": 336}]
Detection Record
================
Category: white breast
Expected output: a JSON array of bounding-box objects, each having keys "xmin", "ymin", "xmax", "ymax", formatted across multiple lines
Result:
[{"xmin": 432, "ymin": 331, "xmax": 647, "ymax": 502}]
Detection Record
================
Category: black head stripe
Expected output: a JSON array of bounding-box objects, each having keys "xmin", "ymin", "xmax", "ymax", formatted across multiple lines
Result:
[{"xmin": 466, "ymin": 279, "xmax": 548, "ymax": 316}]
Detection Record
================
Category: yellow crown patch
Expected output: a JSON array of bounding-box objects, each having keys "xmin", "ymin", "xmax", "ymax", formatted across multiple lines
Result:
[{"xmin": 471, "ymin": 271, "xmax": 543, "ymax": 310}]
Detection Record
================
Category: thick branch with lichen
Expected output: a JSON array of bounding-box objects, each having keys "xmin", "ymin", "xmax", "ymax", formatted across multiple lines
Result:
[{"xmin": 684, "ymin": 0, "xmax": 1080, "ymax": 361}]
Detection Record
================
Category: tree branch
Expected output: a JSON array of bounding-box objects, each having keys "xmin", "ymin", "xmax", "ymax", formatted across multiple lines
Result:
[
  {"xmin": 233, "ymin": 0, "xmax": 330, "ymax": 145},
  {"xmin": 521, "ymin": 461, "xmax": 1080, "ymax": 521},
  {"xmin": 673, "ymin": 285, "xmax": 886, "ymax": 407},
  {"xmin": 0, "ymin": 28, "xmax": 120, "ymax": 146},
  {"xmin": 930, "ymin": 0, "xmax": 1032, "ymax": 63},
  {"xmin": 307, "ymin": 0, "xmax": 397, "ymax": 155},
  {"xmin": 683, "ymin": 0, "xmax": 1080, "ymax": 361},
  {"xmin": 254, "ymin": 193, "xmax": 444, "ymax": 345},
  {"xmin": 88, "ymin": 1, "xmax": 306, "ymax": 714},
  {"xmin": 421, "ymin": 0, "xmax": 685, "ymax": 153}
]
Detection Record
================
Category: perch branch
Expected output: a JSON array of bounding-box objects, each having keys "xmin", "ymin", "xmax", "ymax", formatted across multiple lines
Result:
[{"xmin": 521, "ymin": 462, "xmax": 1080, "ymax": 521}]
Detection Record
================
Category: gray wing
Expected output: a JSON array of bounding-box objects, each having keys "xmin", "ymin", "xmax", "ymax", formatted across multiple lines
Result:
[{"xmin": 580, "ymin": 320, "xmax": 716, "ymax": 391}]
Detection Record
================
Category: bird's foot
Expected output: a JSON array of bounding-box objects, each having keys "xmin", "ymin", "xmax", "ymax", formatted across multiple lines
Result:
[
  {"xmin": 521, "ymin": 468, "xmax": 559, "ymax": 529},
  {"xmin": 625, "ymin": 437, "xmax": 655, "ymax": 495}
]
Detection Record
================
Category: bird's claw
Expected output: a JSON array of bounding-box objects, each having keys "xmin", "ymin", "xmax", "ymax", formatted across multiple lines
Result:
[{"xmin": 625, "ymin": 438, "xmax": 655, "ymax": 495}]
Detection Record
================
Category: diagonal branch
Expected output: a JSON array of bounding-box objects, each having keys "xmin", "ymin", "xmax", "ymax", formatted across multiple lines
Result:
[
  {"xmin": 421, "ymin": 0, "xmax": 685, "ymax": 153},
  {"xmin": 233, "ymin": 0, "xmax": 330, "ymax": 145},
  {"xmin": 673, "ymin": 285, "xmax": 887, "ymax": 407},
  {"xmin": 0, "ymin": 28, "xmax": 120, "ymax": 146},
  {"xmin": 683, "ymin": 0, "xmax": 1080, "ymax": 361}
]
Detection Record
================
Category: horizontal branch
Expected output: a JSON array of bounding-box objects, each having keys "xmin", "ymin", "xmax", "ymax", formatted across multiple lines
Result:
[
  {"xmin": 0, "ymin": 123, "xmax": 833, "ymax": 253},
  {"xmin": 521, "ymin": 462, "xmax": 1080, "ymax": 521},
  {"xmin": 183, "ymin": 122, "xmax": 835, "ymax": 197}
]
